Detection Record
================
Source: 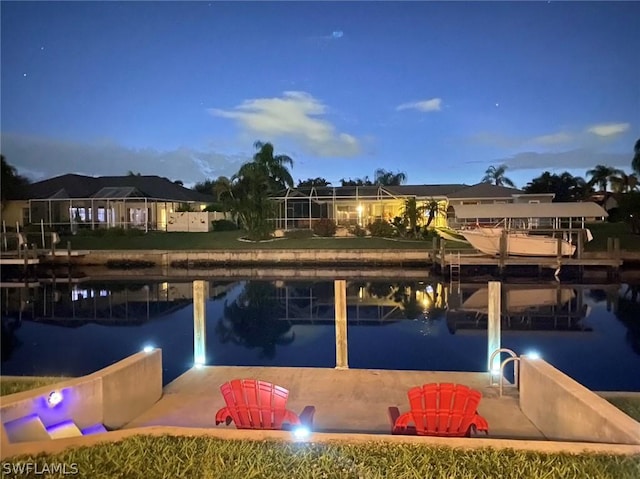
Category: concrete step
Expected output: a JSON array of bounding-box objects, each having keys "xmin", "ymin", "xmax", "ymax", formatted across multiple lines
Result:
[
  {"xmin": 46, "ymin": 420, "xmax": 83, "ymax": 440},
  {"xmin": 3, "ymin": 414, "xmax": 51, "ymax": 443},
  {"xmin": 81, "ymin": 423, "xmax": 108, "ymax": 435}
]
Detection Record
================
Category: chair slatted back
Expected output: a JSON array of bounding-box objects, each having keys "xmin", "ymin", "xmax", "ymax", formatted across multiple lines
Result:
[
  {"xmin": 220, "ymin": 379, "xmax": 291, "ymax": 429},
  {"xmin": 408, "ymin": 383, "xmax": 482, "ymax": 436}
]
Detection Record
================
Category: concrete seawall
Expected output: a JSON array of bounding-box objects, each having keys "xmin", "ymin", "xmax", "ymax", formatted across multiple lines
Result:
[{"xmin": 45, "ymin": 249, "xmax": 432, "ymax": 267}]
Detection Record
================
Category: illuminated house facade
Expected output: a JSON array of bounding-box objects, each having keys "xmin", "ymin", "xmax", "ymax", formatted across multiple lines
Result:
[
  {"xmin": 270, "ymin": 183, "xmax": 554, "ymax": 230},
  {"xmin": 2, "ymin": 174, "xmax": 215, "ymax": 231}
]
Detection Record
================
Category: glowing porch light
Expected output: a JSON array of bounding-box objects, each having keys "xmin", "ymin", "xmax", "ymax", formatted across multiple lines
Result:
[{"xmin": 47, "ymin": 391, "xmax": 63, "ymax": 408}]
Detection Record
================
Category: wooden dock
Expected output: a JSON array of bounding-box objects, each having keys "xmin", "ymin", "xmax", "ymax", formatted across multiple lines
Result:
[{"xmin": 432, "ymin": 250, "xmax": 623, "ymax": 279}]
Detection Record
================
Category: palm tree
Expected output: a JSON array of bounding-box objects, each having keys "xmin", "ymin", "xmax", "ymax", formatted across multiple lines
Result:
[
  {"xmin": 374, "ymin": 168, "xmax": 407, "ymax": 186},
  {"xmin": 1, "ymin": 155, "xmax": 30, "ymax": 210},
  {"xmin": 297, "ymin": 177, "xmax": 331, "ymax": 187},
  {"xmin": 632, "ymin": 138, "xmax": 640, "ymax": 176},
  {"xmin": 423, "ymin": 198, "xmax": 444, "ymax": 228},
  {"xmin": 610, "ymin": 172, "xmax": 639, "ymax": 193},
  {"xmin": 586, "ymin": 164, "xmax": 625, "ymax": 192},
  {"xmin": 481, "ymin": 165, "xmax": 515, "ymax": 187},
  {"xmin": 401, "ymin": 198, "xmax": 425, "ymax": 237},
  {"xmin": 224, "ymin": 142, "xmax": 294, "ymax": 239},
  {"xmin": 250, "ymin": 141, "xmax": 294, "ymax": 192}
]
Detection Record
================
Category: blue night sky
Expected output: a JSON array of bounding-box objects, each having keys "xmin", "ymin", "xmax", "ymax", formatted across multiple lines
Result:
[{"xmin": 1, "ymin": 1, "xmax": 638, "ymax": 188}]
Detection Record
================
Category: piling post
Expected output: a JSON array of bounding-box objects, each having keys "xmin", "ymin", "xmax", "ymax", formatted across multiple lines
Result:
[
  {"xmin": 193, "ymin": 280, "xmax": 207, "ymax": 366},
  {"xmin": 613, "ymin": 237, "xmax": 621, "ymax": 280},
  {"xmin": 577, "ymin": 230, "xmax": 584, "ymax": 278},
  {"xmin": 334, "ymin": 279, "xmax": 348, "ymax": 369},
  {"xmin": 498, "ymin": 230, "xmax": 507, "ymax": 277},
  {"xmin": 431, "ymin": 236, "xmax": 438, "ymax": 272},
  {"xmin": 487, "ymin": 281, "xmax": 501, "ymax": 371}
]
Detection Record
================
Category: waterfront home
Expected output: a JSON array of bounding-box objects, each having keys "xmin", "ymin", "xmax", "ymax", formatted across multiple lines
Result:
[{"xmin": 1, "ymin": 174, "xmax": 215, "ymax": 232}]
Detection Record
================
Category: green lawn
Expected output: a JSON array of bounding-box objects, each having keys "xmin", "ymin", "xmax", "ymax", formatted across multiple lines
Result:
[
  {"xmin": 583, "ymin": 222, "xmax": 640, "ymax": 252},
  {"xmin": 6, "ymin": 435, "xmax": 639, "ymax": 479},
  {"xmin": 51, "ymin": 222, "xmax": 638, "ymax": 252},
  {"xmin": 0, "ymin": 376, "xmax": 69, "ymax": 396},
  {"xmin": 605, "ymin": 397, "xmax": 640, "ymax": 422},
  {"xmin": 59, "ymin": 230, "xmax": 437, "ymax": 250}
]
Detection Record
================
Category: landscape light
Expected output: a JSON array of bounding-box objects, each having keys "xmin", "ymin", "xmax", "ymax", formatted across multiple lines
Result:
[
  {"xmin": 143, "ymin": 345, "xmax": 154, "ymax": 353},
  {"xmin": 47, "ymin": 391, "xmax": 63, "ymax": 407},
  {"xmin": 525, "ymin": 351, "xmax": 541, "ymax": 360},
  {"xmin": 194, "ymin": 355, "xmax": 206, "ymax": 369},
  {"xmin": 292, "ymin": 426, "xmax": 311, "ymax": 440}
]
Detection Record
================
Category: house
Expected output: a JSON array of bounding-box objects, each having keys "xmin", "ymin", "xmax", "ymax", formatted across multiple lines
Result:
[
  {"xmin": 270, "ymin": 183, "xmax": 554, "ymax": 230},
  {"xmin": 1, "ymin": 174, "xmax": 216, "ymax": 231}
]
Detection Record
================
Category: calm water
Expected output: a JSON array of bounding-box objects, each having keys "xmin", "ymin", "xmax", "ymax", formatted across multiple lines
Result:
[{"xmin": 2, "ymin": 276, "xmax": 639, "ymax": 391}]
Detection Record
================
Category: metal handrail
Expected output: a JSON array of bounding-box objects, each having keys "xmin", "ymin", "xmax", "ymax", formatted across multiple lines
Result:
[
  {"xmin": 489, "ymin": 348, "xmax": 518, "ymax": 386},
  {"xmin": 499, "ymin": 357, "xmax": 521, "ymax": 397}
]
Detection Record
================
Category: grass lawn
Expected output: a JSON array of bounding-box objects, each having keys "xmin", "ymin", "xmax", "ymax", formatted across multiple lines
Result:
[
  {"xmin": 0, "ymin": 377, "xmax": 70, "ymax": 396},
  {"xmin": 53, "ymin": 222, "xmax": 638, "ymax": 252},
  {"xmin": 583, "ymin": 222, "xmax": 640, "ymax": 252},
  {"xmin": 605, "ymin": 397, "xmax": 640, "ymax": 422},
  {"xmin": 59, "ymin": 230, "xmax": 438, "ymax": 251},
  {"xmin": 6, "ymin": 435, "xmax": 639, "ymax": 479}
]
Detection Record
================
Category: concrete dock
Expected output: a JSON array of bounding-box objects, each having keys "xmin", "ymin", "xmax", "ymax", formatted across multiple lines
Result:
[{"xmin": 124, "ymin": 366, "xmax": 544, "ymax": 440}]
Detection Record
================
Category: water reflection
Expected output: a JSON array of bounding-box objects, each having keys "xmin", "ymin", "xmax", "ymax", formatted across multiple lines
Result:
[
  {"xmin": 1, "ymin": 278, "xmax": 640, "ymax": 391},
  {"xmin": 617, "ymin": 284, "xmax": 640, "ymax": 355},
  {"xmin": 217, "ymin": 282, "xmax": 295, "ymax": 359},
  {"xmin": 447, "ymin": 284, "xmax": 593, "ymax": 334}
]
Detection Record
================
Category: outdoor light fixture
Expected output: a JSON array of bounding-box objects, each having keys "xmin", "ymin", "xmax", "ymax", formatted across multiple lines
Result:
[
  {"xmin": 194, "ymin": 355, "xmax": 206, "ymax": 369},
  {"xmin": 524, "ymin": 351, "xmax": 541, "ymax": 360},
  {"xmin": 143, "ymin": 345, "xmax": 154, "ymax": 353},
  {"xmin": 47, "ymin": 391, "xmax": 63, "ymax": 408},
  {"xmin": 292, "ymin": 426, "xmax": 311, "ymax": 440}
]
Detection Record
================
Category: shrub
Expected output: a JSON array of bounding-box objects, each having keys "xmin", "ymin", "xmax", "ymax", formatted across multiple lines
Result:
[
  {"xmin": 351, "ymin": 224, "xmax": 367, "ymax": 237},
  {"xmin": 212, "ymin": 219, "xmax": 238, "ymax": 231},
  {"xmin": 312, "ymin": 218, "xmax": 337, "ymax": 237},
  {"xmin": 368, "ymin": 219, "xmax": 395, "ymax": 237},
  {"xmin": 285, "ymin": 229, "xmax": 314, "ymax": 239}
]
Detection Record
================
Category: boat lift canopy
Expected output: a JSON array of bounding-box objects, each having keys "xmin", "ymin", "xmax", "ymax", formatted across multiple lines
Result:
[{"xmin": 452, "ymin": 202, "xmax": 608, "ymax": 220}]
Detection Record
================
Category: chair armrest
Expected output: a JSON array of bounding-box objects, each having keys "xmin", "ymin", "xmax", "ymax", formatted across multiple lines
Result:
[
  {"xmin": 471, "ymin": 413, "xmax": 489, "ymax": 435},
  {"xmin": 299, "ymin": 406, "xmax": 316, "ymax": 428},
  {"xmin": 388, "ymin": 408, "xmax": 416, "ymax": 435},
  {"xmin": 388, "ymin": 406, "xmax": 401, "ymax": 430},
  {"xmin": 215, "ymin": 407, "xmax": 233, "ymax": 426}
]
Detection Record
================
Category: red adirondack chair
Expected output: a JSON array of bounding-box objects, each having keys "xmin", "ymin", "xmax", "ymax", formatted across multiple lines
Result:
[
  {"xmin": 388, "ymin": 383, "xmax": 489, "ymax": 437},
  {"xmin": 215, "ymin": 379, "xmax": 315, "ymax": 430}
]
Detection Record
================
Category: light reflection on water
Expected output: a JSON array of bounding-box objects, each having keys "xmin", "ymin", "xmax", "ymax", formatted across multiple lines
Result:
[{"xmin": 1, "ymin": 278, "xmax": 638, "ymax": 391}]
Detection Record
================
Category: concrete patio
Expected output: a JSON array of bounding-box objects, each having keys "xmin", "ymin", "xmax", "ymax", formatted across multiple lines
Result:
[{"xmin": 124, "ymin": 366, "xmax": 544, "ymax": 440}]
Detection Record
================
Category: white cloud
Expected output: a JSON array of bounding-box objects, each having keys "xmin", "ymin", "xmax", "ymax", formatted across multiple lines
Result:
[
  {"xmin": 209, "ymin": 91, "xmax": 361, "ymax": 157},
  {"xmin": 396, "ymin": 98, "xmax": 442, "ymax": 112},
  {"xmin": 0, "ymin": 133, "xmax": 243, "ymax": 185},
  {"xmin": 529, "ymin": 132, "xmax": 573, "ymax": 146},
  {"xmin": 586, "ymin": 122, "xmax": 630, "ymax": 137}
]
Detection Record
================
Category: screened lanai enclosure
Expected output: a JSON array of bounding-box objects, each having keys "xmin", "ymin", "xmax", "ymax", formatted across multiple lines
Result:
[
  {"xmin": 7, "ymin": 174, "xmax": 217, "ymax": 232},
  {"xmin": 270, "ymin": 186, "xmax": 450, "ymax": 230},
  {"xmin": 26, "ymin": 187, "xmax": 206, "ymax": 232}
]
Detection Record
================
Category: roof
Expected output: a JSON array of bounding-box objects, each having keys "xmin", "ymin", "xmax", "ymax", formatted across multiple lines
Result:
[
  {"xmin": 17, "ymin": 174, "xmax": 215, "ymax": 202},
  {"xmin": 274, "ymin": 184, "xmax": 469, "ymax": 199},
  {"xmin": 447, "ymin": 182, "xmax": 523, "ymax": 199},
  {"xmin": 452, "ymin": 202, "xmax": 608, "ymax": 219}
]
